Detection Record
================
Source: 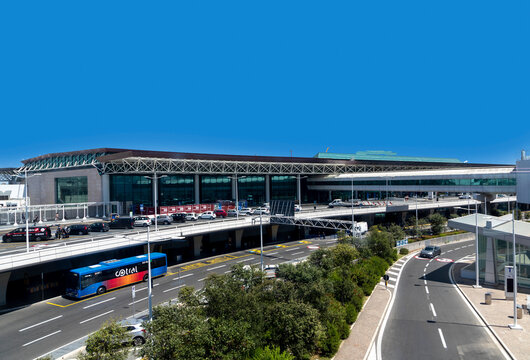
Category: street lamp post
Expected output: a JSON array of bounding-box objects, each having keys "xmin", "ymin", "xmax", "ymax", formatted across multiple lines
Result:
[
  {"xmin": 509, "ymin": 203, "xmax": 522, "ymax": 330},
  {"xmin": 147, "ymin": 226, "xmax": 153, "ymax": 321},
  {"xmin": 259, "ymin": 211, "xmax": 263, "ymax": 271},
  {"xmin": 351, "ymin": 178, "xmax": 355, "ymax": 238},
  {"xmin": 473, "ymin": 198, "xmax": 481, "ymax": 288},
  {"xmin": 20, "ymin": 169, "xmax": 41, "ymax": 253}
]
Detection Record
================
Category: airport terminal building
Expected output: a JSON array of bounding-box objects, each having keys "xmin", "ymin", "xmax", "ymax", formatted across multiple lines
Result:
[{"xmin": 10, "ymin": 148, "xmax": 521, "ymax": 214}]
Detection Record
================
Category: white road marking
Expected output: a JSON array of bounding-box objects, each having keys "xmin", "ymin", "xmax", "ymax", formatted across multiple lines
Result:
[
  {"xmin": 173, "ymin": 273, "xmax": 193, "ymax": 280},
  {"xmin": 438, "ymin": 328, "xmax": 447, "ymax": 349},
  {"xmin": 454, "ymin": 247, "xmax": 461, "ymax": 250},
  {"xmin": 237, "ymin": 258, "xmax": 252, "ymax": 263},
  {"xmin": 79, "ymin": 310, "xmax": 114, "ymax": 324},
  {"xmin": 83, "ymin": 297, "xmax": 116, "ymax": 309},
  {"xmin": 128, "ymin": 296, "xmax": 153, "ymax": 306},
  {"xmin": 207, "ymin": 265, "xmax": 226, "ymax": 271},
  {"xmin": 198, "ymin": 277, "xmax": 207, "ymax": 282},
  {"xmin": 22, "ymin": 330, "xmax": 62, "ymax": 347},
  {"xmin": 425, "ymin": 286, "xmax": 429, "ymax": 294},
  {"xmin": 163, "ymin": 284, "xmax": 185, "ymax": 293},
  {"xmin": 136, "ymin": 283, "xmax": 159, "ymax": 292},
  {"xmin": 292, "ymin": 251, "xmax": 304, "ymax": 256},
  {"xmin": 425, "ymin": 263, "xmax": 430, "ymax": 268},
  {"xmin": 430, "ymin": 303, "xmax": 437, "ymax": 317},
  {"xmin": 285, "ymin": 247, "xmax": 300, "ymax": 252},
  {"xmin": 424, "ymin": 279, "xmax": 427, "ymax": 285},
  {"xmin": 19, "ymin": 315, "xmax": 63, "ymax": 332},
  {"xmin": 387, "ymin": 270, "xmax": 399, "ymax": 276},
  {"xmin": 224, "ymin": 270, "xmax": 231, "ymax": 273},
  {"xmin": 268, "ymin": 252, "xmax": 279, "ymax": 255}
]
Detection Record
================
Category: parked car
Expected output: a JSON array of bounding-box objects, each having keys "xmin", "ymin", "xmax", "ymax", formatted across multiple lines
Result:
[
  {"xmin": 295, "ymin": 204, "xmax": 302, "ymax": 212},
  {"xmin": 89, "ymin": 222, "xmax": 109, "ymax": 232},
  {"xmin": 153, "ymin": 215, "xmax": 173, "ymax": 225},
  {"xmin": 134, "ymin": 216, "xmax": 151, "ymax": 227},
  {"xmin": 420, "ymin": 246, "xmax": 441, "ymax": 258},
  {"xmin": 2, "ymin": 226, "xmax": 53, "ymax": 243},
  {"xmin": 185, "ymin": 212, "xmax": 199, "ymax": 221},
  {"xmin": 171, "ymin": 213, "xmax": 187, "ymax": 223},
  {"xmin": 119, "ymin": 318, "xmax": 146, "ymax": 346},
  {"xmin": 252, "ymin": 208, "xmax": 269, "ymax": 215},
  {"xmin": 67, "ymin": 224, "xmax": 90, "ymax": 235},
  {"xmin": 199, "ymin": 211, "xmax": 216, "ymax": 220},
  {"xmin": 227, "ymin": 209, "xmax": 238, "ymax": 217},
  {"xmin": 109, "ymin": 217, "xmax": 134, "ymax": 229},
  {"xmin": 239, "ymin": 208, "xmax": 253, "ymax": 216},
  {"xmin": 459, "ymin": 194, "xmax": 472, "ymax": 199},
  {"xmin": 214, "ymin": 209, "xmax": 227, "ymax": 218}
]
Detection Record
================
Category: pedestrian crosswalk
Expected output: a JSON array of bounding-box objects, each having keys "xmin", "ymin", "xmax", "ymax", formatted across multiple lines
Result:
[{"xmin": 379, "ymin": 256, "xmax": 410, "ymax": 290}]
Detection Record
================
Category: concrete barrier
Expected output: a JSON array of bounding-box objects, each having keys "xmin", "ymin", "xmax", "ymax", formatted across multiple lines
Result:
[{"xmin": 399, "ymin": 232, "xmax": 474, "ymax": 252}]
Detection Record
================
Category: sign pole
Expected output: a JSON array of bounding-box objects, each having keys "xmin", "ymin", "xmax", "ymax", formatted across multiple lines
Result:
[{"xmin": 131, "ymin": 285, "xmax": 136, "ymax": 319}]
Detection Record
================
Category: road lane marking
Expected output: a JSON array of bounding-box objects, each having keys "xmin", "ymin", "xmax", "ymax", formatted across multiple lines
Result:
[
  {"xmin": 128, "ymin": 296, "xmax": 153, "ymax": 306},
  {"xmin": 424, "ymin": 279, "xmax": 427, "ymax": 285},
  {"xmin": 136, "ymin": 283, "xmax": 159, "ymax": 292},
  {"xmin": 438, "ymin": 328, "xmax": 447, "ymax": 349},
  {"xmin": 83, "ymin": 297, "xmax": 116, "ymax": 309},
  {"xmin": 22, "ymin": 330, "xmax": 62, "ymax": 347},
  {"xmin": 285, "ymin": 247, "xmax": 300, "ymax": 252},
  {"xmin": 19, "ymin": 315, "xmax": 63, "ymax": 332},
  {"xmin": 237, "ymin": 258, "xmax": 252, "ymax": 263},
  {"xmin": 207, "ymin": 265, "xmax": 226, "ymax": 271},
  {"xmin": 163, "ymin": 284, "xmax": 185, "ymax": 293},
  {"xmin": 173, "ymin": 273, "xmax": 193, "ymax": 280},
  {"xmin": 268, "ymin": 252, "xmax": 279, "ymax": 255},
  {"xmin": 198, "ymin": 277, "xmax": 207, "ymax": 282},
  {"xmin": 79, "ymin": 310, "xmax": 114, "ymax": 324},
  {"xmin": 430, "ymin": 303, "xmax": 437, "ymax": 317},
  {"xmin": 425, "ymin": 263, "xmax": 430, "ymax": 268},
  {"xmin": 425, "ymin": 286, "xmax": 429, "ymax": 294},
  {"xmin": 292, "ymin": 251, "xmax": 304, "ymax": 256},
  {"xmin": 387, "ymin": 270, "xmax": 399, "ymax": 276}
]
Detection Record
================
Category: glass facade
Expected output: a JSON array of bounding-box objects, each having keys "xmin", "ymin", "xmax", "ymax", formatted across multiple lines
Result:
[
  {"xmin": 159, "ymin": 175, "xmax": 194, "ymax": 205},
  {"xmin": 55, "ymin": 176, "xmax": 88, "ymax": 203},
  {"xmin": 110, "ymin": 175, "xmax": 152, "ymax": 206},
  {"xmin": 310, "ymin": 178, "xmax": 516, "ymax": 187},
  {"xmin": 271, "ymin": 176, "xmax": 296, "ymax": 200},
  {"xmin": 201, "ymin": 176, "xmax": 231, "ymax": 204},
  {"xmin": 238, "ymin": 176, "xmax": 265, "ymax": 206}
]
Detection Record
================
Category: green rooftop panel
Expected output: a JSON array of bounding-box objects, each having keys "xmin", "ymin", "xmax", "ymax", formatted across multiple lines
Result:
[{"xmin": 314, "ymin": 150, "xmax": 461, "ymax": 163}]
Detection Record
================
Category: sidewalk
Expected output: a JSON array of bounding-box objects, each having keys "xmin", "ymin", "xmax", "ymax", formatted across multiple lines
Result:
[
  {"xmin": 453, "ymin": 262, "xmax": 528, "ymax": 360},
  {"xmin": 334, "ymin": 284, "xmax": 391, "ymax": 360}
]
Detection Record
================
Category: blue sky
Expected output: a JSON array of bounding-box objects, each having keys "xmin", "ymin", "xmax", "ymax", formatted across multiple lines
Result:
[{"xmin": 1, "ymin": 1, "xmax": 528, "ymax": 167}]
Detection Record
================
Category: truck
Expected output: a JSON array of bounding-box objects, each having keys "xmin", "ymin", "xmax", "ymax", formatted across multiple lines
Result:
[{"xmin": 346, "ymin": 221, "xmax": 368, "ymax": 236}]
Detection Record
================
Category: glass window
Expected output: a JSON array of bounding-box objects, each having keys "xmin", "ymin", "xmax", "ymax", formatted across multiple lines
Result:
[
  {"xmin": 238, "ymin": 176, "xmax": 265, "ymax": 206},
  {"xmin": 55, "ymin": 176, "xmax": 88, "ymax": 203},
  {"xmin": 201, "ymin": 176, "xmax": 231, "ymax": 204},
  {"xmin": 159, "ymin": 175, "xmax": 194, "ymax": 205},
  {"xmin": 271, "ymin": 176, "xmax": 296, "ymax": 200}
]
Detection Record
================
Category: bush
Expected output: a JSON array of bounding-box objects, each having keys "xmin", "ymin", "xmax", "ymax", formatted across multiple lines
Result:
[
  {"xmin": 428, "ymin": 213, "xmax": 446, "ymax": 235},
  {"xmin": 251, "ymin": 346, "xmax": 295, "ymax": 360},
  {"xmin": 399, "ymin": 247, "xmax": 409, "ymax": 255},
  {"xmin": 345, "ymin": 302, "xmax": 358, "ymax": 324},
  {"xmin": 319, "ymin": 322, "xmax": 341, "ymax": 357}
]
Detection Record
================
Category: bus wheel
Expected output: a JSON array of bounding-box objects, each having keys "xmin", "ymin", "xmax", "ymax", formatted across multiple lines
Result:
[
  {"xmin": 143, "ymin": 274, "xmax": 148, "ymax": 282},
  {"xmin": 35, "ymin": 236, "xmax": 41, "ymax": 241},
  {"xmin": 96, "ymin": 286, "xmax": 106, "ymax": 295},
  {"xmin": 4, "ymin": 237, "xmax": 11, "ymax": 243}
]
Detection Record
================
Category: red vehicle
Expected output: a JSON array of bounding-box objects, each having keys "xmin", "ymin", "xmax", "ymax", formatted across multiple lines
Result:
[
  {"xmin": 214, "ymin": 209, "xmax": 227, "ymax": 218},
  {"xmin": 2, "ymin": 226, "xmax": 53, "ymax": 243}
]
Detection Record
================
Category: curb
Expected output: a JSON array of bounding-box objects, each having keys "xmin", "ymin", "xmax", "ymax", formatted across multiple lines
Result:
[{"xmin": 450, "ymin": 262, "xmax": 517, "ymax": 360}]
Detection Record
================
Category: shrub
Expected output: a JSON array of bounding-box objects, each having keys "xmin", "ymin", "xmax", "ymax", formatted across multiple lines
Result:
[
  {"xmin": 338, "ymin": 320, "xmax": 350, "ymax": 339},
  {"xmin": 345, "ymin": 302, "xmax": 358, "ymax": 324},
  {"xmin": 319, "ymin": 322, "xmax": 341, "ymax": 357},
  {"xmin": 251, "ymin": 346, "xmax": 295, "ymax": 360},
  {"xmin": 399, "ymin": 248, "xmax": 409, "ymax": 255}
]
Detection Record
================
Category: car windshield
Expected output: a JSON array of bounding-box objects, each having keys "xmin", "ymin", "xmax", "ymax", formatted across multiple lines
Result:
[{"xmin": 424, "ymin": 246, "xmax": 434, "ymax": 251}]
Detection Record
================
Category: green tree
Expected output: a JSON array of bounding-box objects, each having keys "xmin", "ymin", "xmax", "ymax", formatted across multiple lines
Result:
[
  {"xmin": 387, "ymin": 224, "xmax": 406, "ymax": 244},
  {"xmin": 366, "ymin": 230, "xmax": 395, "ymax": 263},
  {"xmin": 250, "ymin": 346, "xmax": 295, "ymax": 360},
  {"xmin": 263, "ymin": 300, "xmax": 323, "ymax": 360},
  {"xmin": 79, "ymin": 320, "xmax": 129, "ymax": 360},
  {"xmin": 329, "ymin": 243, "xmax": 359, "ymax": 267},
  {"xmin": 428, "ymin": 213, "xmax": 446, "ymax": 235}
]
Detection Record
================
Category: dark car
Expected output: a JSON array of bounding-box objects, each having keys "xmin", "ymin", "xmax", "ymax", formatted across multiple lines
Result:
[
  {"xmin": 89, "ymin": 222, "xmax": 110, "ymax": 232},
  {"xmin": 214, "ymin": 209, "xmax": 227, "ymax": 218},
  {"xmin": 109, "ymin": 217, "xmax": 134, "ymax": 229},
  {"xmin": 2, "ymin": 226, "xmax": 53, "ymax": 243},
  {"xmin": 67, "ymin": 224, "xmax": 90, "ymax": 235},
  {"xmin": 420, "ymin": 246, "xmax": 441, "ymax": 258},
  {"xmin": 171, "ymin": 213, "xmax": 187, "ymax": 223}
]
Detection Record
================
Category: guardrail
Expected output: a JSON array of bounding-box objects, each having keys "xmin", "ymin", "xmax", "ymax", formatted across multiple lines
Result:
[{"xmin": 0, "ymin": 216, "xmax": 269, "ymax": 272}]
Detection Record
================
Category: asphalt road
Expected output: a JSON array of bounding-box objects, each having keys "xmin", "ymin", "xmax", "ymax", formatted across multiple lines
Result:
[
  {"xmin": 0, "ymin": 237, "xmax": 337, "ymax": 360},
  {"xmin": 380, "ymin": 240, "xmax": 506, "ymax": 360}
]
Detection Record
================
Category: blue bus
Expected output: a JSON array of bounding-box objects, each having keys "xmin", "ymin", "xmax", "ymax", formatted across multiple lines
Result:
[{"xmin": 65, "ymin": 252, "xmax": 167, "ymax": 299}]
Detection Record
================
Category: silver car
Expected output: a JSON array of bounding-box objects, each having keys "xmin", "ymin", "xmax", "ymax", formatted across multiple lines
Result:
[
  {"xmin": 119, "ymin": 318, "xmax": 146, "ymax": 346},
  {"xmin": 420, "ymin": 246, "xmax": 441, "ymax": 258}
]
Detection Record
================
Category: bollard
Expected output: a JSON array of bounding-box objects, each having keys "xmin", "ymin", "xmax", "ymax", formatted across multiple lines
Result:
[
  {"xmin": 485, "ymin": 292, "xmax": 492, "ymax": 305},
  {"xmin": 517, "ymin": 305, "xmax": 523, "ymax": 319}
]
